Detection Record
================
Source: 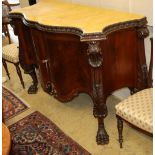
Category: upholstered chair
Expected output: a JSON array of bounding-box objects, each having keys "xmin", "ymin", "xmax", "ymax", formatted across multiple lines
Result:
[
  {"xmin": 115, "ymin": 37, "xmax": 153, "ymax": 148},
  {"xmin": 115, "ymin": 88, "xmax": 153, "ymax": 148},
  {"xmin": 2, "ymin": 43, "xmax": 25, "ymax": 88}
]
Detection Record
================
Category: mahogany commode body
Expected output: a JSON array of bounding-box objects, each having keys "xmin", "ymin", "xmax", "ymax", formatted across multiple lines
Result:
[{"xmin": 9, "ymin": 0, "xmax": 149, "ymax": 145}]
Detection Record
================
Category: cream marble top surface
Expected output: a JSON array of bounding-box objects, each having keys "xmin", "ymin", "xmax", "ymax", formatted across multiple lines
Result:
[{"xmin": 10, "ymin": 0, "xmax": 145, "ymax": 33}]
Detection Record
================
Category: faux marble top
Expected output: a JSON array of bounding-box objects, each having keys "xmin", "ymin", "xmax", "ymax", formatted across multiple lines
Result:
[{"xmin": 10, "ymin": 0, "xmax": 145, "ymax": 34}]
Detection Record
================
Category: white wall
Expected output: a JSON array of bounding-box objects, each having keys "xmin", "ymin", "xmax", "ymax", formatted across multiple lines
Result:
[
  {"xmin": 71, "ymin": 0, "xmax": 153, "ymax": 25},
  {"xmin": 129, "ymin": 0, "xmax": 153, "ymax": 26}
]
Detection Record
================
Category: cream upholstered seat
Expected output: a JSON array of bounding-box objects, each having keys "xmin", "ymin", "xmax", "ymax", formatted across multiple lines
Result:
[
  {"xmin": 2, "ymin": 43, "xmax": 25, "ymax": 88},
  {"xmin": 115, "ymin": 88, "xmax": 153, "ymax": 148},
  {"xmin": 2, "ymin": 43, "xmax": 19, "ymax": 63}
]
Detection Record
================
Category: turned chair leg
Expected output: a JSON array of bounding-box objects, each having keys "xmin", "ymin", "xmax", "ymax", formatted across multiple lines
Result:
[
  {"xmin": 116, "ymin": 115, "xmax": 123, "ymax": 148},
  {"xmin": 2, "ymin": 59, "xmax": 10, "ymax": 80},
  {"xmin": 3, "ymin": 24, "xmax": 11, "ymax": 44},
  {"xmin": 14, "ymin": 63, "xmax": 25, "ymax": 89}
]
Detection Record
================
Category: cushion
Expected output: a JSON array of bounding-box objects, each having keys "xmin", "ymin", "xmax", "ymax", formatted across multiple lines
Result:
[
  {"xmin": 2, "ymin": 43, "xmax": 19, "ymax": 63},
  {"xmin": 115, "ymin": 88, "xmax": 153, "ymax": 133}
]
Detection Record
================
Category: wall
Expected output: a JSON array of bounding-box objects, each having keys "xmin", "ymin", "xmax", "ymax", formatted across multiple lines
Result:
[{"xmin": 62, "ymin": 0, "xmax": 152, "ymax": 25}]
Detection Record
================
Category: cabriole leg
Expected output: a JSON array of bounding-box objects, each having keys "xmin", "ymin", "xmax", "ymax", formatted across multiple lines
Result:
[
  {"xmin": 96, "ymin": 115, "xmax": 109, "ymax": 144},
  {"xmin": 94, "ymin": 103, "xmax": 109, "ymax": 145},
  {"xmin": 87, "ymin": 41, "xmax": 109, "ymax": 144},
  {"xmin": 26, "ymin": 67, "xmax": 38, "ymax": 94}
]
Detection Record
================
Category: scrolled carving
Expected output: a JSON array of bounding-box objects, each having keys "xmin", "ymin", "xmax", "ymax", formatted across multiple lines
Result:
[
  {"xmin": 45, "ymin": 82, "xmax": 52, "ymax": 93},
  {"xmin": 137, "ymin": 26, "xmax": 149, "ymax": 38},
  {"xmin": 50, "ymin": 83, "xmax": 58, "ymax": 97},
  {"xmin": 87, "ymin": 41, "xmax": 103, "ymax": 68}
]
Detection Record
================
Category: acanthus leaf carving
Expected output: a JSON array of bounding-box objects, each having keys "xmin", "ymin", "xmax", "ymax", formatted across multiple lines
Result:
[{"xmin": 87, "ymin": 41, "xmax": 103, "ymax": 68}]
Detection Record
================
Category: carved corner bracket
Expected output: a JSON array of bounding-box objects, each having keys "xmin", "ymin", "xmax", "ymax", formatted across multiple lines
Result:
[{"xmin": 137, "ymin": 26, "xmax": 149, "ymax": 38}]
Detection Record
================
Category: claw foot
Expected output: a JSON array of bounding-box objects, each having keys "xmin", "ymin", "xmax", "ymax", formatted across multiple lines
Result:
[
  {"xmin": 28, "ymin": 84, "xmax": 38, "ymax": 94},
  {"xmin": 96, "ymin": 128, "xmax": 109, "ymax": 145}
]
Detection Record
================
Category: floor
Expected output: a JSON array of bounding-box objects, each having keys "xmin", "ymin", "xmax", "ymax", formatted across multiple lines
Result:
[{"xmin": 2, "ymin": 29, "xmax": 153, "ymax": 155}]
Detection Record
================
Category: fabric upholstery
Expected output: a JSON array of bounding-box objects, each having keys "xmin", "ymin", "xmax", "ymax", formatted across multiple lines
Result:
[
  {"xmin": 2, "ymin": 43, "xmax": 19, "ymax": 63},
  {"xmin": 115, "ymin": 88, "xmax": 153, "ymax": 133}
]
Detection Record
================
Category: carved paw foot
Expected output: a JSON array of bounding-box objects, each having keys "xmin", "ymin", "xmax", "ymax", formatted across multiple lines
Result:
[
  {"xmin": 28, "ymin": 84, "xmax": 38, "ymax": 94},
  {"xmin": 96, "ymin": 128, "xmax": 109, "ymax": 145}
]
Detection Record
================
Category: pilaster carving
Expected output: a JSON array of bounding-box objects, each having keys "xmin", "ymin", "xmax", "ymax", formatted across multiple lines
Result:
[{"xmin": 87, "ymin": 41, "xmax": 109, "ymax": 144}]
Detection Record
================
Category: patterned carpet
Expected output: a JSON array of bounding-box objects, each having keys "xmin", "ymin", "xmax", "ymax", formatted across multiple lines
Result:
[
  {"xmin": 9, "ymin": 111, "xmax": 91, "ymax": 155},
  {"xmin": 2, "ymin": 86, "xmax": 29, "ymax": 120}
]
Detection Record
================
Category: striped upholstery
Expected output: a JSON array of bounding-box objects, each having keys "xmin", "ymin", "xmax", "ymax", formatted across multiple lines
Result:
[
  {"xmin": 115, "ymin": 88, "xmax": 153, "ymax": 133},
  {"xmin": 2, "ymin": 43, "xmax": 19, "ymax": 63}
]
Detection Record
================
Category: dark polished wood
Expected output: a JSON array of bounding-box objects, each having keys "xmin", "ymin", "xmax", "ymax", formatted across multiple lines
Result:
[
  {"xmin": 116, "ymin": 114, "xmax": 153, "ymax": 148},
  {"xmin": 148, "ymin": 37, "xmax": 153, "ymax": 87},
  {"xmin": 14, "ymin": 62, "xmax": 25, "ymax": 89},
  {"xmin": 117, "ymin": 116, "xmax": 123, "ymax": 148},
  {"xmin": 9, "ymin": 13, "xmax": 149, "ymax": 144}
]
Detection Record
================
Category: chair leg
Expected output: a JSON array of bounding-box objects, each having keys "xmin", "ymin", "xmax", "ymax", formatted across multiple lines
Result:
[
  {"xmin": 4, "ymin": 24, "xmax": 11, "ymax": 44},
  {"xmin": 2, "ymin": 59, "xmax": 10, "ymax": 80},
  {"xmin": 14, "ymin": 63, "xmax": 25, "ymax": 89},
  {"xmin": 116, "ymin": 115, "xmax": 123, "ymax": 148}
]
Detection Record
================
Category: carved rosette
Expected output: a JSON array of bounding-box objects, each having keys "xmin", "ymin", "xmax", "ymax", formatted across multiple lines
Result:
[{"xmin": 87, "ymin": 41, "xmax": 103, "ymax": 68}]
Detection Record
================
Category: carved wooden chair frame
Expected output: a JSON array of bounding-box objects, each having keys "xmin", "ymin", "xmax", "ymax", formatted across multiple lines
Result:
[{"xmin": 2, "ymin": 58, "xmax": 25, "ymax": 89}]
